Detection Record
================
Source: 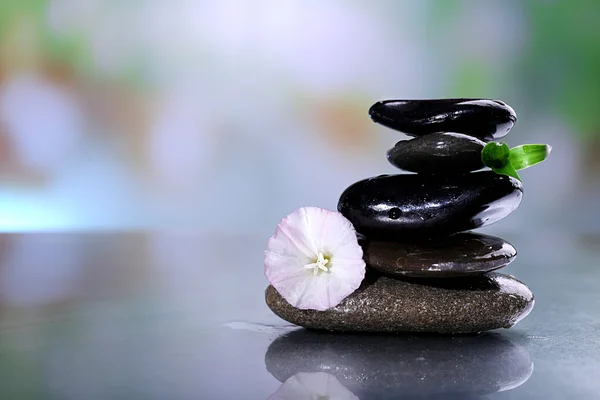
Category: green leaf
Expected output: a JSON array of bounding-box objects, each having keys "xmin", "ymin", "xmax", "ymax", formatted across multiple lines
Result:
[
  {"xmin": 481, "ymin": 142, "xmax": 510, "ymax": 169},
  {"xmin": 508, "ymin": 144, "xmax": 552, "ymax": 170},
  {"xmin": 491, "ymin": 162, "xmax": 521, "ymax": 182}
]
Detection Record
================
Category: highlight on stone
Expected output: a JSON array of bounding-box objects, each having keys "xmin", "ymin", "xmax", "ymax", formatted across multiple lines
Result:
[{"xmin": 264, "ymin": 98, "xmax": 551, "ymax": 334}]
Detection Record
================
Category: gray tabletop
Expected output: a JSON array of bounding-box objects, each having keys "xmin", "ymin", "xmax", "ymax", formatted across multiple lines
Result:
[{"xmin": 0, "ymin": 232, "xmax": 598, "ymax": 399}]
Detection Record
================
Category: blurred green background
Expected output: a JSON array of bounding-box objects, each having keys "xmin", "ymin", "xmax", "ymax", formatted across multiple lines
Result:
[
  {"xmin": 1, "ymin": 0, "xmax": 599, "ymax": 232},
  {"xmin": 1, "ymin": 3, "xmax": 600, "ymax": 398}
]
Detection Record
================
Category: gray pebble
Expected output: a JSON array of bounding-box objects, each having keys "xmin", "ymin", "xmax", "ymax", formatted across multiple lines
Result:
[{"xmin": 265, "ymin": 272, "xmax": 534, "ymax": 334}]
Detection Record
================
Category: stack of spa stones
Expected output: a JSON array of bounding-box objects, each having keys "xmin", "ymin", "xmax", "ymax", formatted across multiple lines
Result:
[{"xmin": 268, "ymin": 99, "xmax": 534, "ymax": 334}]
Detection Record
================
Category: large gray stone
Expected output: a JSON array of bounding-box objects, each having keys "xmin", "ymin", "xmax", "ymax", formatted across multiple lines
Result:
[
  {"xmin": 266, "ymin": 330, "xmax": 533, "ymax": 398},
  {"xmin": 265, "ymin": 272, "xmax": 534, "ymax": 334},
  {"xmin": 361, "ymin": 232, "xmax": 516, "ymax": 278}
]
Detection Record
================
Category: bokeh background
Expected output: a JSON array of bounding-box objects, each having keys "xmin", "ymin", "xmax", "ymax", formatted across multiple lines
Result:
[
  {"xmin": 1, "ymin": 0, "xmax": 599, "ymax": 232},
  {"xmin": 1, "ymin": 2, "xmax": 600, "ymax": 398}
]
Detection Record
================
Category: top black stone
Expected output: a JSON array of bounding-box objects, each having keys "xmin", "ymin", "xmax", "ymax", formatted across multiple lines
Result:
[{"xmin": 369, "ymin": 99, "xmax": 516, "ymax": 141}]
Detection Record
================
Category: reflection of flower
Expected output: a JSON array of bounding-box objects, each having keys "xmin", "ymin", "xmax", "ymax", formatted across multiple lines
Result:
[
  {"xmin": 269, "ymin": 372, "xmax": 359, "ymax": 400},
  {"xmin": 264, "ymin": 207, "xmax": 365, "ymax": 311}
]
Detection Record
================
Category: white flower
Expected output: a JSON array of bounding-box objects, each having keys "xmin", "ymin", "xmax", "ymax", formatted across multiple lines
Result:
[
  {"xmin": 268, "ymin": 372, "xmax": 359, "ymax": 400},
  {"xmin": 264, "ymin": 207, "xmax": 365, "ymax": 311}
]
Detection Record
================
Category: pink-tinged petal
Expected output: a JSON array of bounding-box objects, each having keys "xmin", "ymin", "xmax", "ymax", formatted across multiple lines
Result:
[
  {"xmin": 301, "ymin": 207, "xmax": 357, "ymax": 255},
  {"xmin": 270, "ymin": 272, "xmax": 313, "ymax": 308},
  {"xmin": 265, "ymin": 227, "xmax": 310, "ymax": 261},
  {"xmin": 265, "ymin": 252, "xmax": 308, "ymax": 292},
  {"xmin": 277, "ymin": 208, "xmax": 318, "ymax": 257},
  {"xmin": 264, "ymin": 207, "xmax": 366, "ymax": 311},
  {"xmin": 332, "ymin": 238, "xmax": 364, "ymax": 263},
  {"xmin": 269, "ymin": 372, "xmax": 359, "ymax": 400},
  {"xmin": 322, "ymin": 212, "xmax": 360, "ymax": 254},
  {"xmin": 327, "ymin": 267, "xmax": 365, "ymax": 304},
  {"xmin": 292, "ymin": 275, "xmax": 332, "ymax": 311}
]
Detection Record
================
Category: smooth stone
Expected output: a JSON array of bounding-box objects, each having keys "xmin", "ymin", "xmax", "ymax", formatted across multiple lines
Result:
[
  {"xmin": 266, "ymin": 330, "xmax": 533, "ymax": 398},
  {"xmin": 387, "ymin": 132, "xmax": 485, "ymax": 174},
  {"xmin": 265, "ymin": 272, "xmax": 534, "ymax": 334},
  {"xmin": 337, "ymin": 171, "xmax": 523, "ymax": 237},
  {"xmin": 360, "ymin": 232, "xmax": 517, "ymax": 278},
  {"xmin": 369, "ymin": 99, "xmax": 516, "ymax": 141}
]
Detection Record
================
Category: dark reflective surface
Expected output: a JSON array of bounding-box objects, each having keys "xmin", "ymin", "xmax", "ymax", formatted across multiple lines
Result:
[
  {"xmin": 338, "ymin": 171, "xmax": 523, "ymax": 237},
  {"xmin": 0, "ymin": 232, "xmax": 599, "ymax": 398},
  {"xmin": 387, "ymin": 132, "xmax": 485, "ymax": 174},
  {"xmin": 369, "ymin": 99, "xmax": 516, "ymax": 141},
  {"xmin": 266, "ymin": 330, "xmax": 533, "ymax": 398}
]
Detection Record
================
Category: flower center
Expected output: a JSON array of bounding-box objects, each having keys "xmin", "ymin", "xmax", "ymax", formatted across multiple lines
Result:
[{"xmin": 304, "ymin": 252, "xmax": 330, "ymax": 276}]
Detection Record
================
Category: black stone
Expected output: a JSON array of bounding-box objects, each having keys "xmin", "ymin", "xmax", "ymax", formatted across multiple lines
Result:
[
  {"xmin": 337, "ymin": 171, "xmax": 522, "ymax": 237},
  {"xmin": 369, "ymin": 99, "xmax": 516, "ymax": 141},
  {"xmin": 266, "ymin": 330, "xmax": 533, "ymax": 398},
  {"xmin": 387, "ymin": 132, "xmax": 485, "ymax": 174},
  {"xmin": 265, "ymin": 272, "xmax": 534, "ymax": 334},
  {"xmin": 360, "ymin": 232, "xmax": 516, "ymax": 278}
]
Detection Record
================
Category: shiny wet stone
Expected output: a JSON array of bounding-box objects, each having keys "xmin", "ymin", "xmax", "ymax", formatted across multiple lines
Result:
[
  {"xmin": 338, "ymin": 171, "xmax": 523, "ymax": 238},
  {"xmin": 369, "ymin": 99, "xmax": 516, "ymax": 141},
  {"xmin": 266, "ymin": 330, "xmax": 533, "ymax": 398},
  {"xmin": 387, "ymin": 132, "xmax": 485, "ymax": 174},
  {"xmin": 360, "ymin": 232, "xmax": 516, "ymax": 278},
  {"xmin": 265, "ymin": 272, "xmax": 534, "ymax": 334}
]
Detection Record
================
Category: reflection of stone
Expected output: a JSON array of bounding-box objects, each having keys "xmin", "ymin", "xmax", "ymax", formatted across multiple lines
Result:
[
  {"xmin": 265, "ymin": 329, "xmax": 533, "ymax": 398},
  {"xmin": 269, "ymin": 372, "xmax": 359, "ymax": 400}
]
